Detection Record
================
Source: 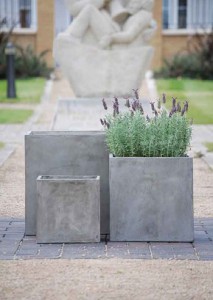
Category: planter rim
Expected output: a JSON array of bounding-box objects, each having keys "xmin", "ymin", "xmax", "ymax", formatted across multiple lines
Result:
[
  {"xmin": 37, "ymin": 175, "xmax": 100, "ymax": 181},
  {"xmin": 109, "ymin": 154, "xmax": 192, "ymax": 159},
  {"xmin": 26, "ymin": 131, "xmax": 105, "ymax": 136}
]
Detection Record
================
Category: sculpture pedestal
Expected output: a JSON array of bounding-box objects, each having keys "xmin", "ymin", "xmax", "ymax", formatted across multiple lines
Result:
[{"xmin": 54, "ymin": 36, "xmax": 154, "ymax": 97}]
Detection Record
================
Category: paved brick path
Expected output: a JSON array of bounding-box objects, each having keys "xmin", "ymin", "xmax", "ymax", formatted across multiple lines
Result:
[{"xmin": 0, "ymin": 217, "xmax": 212, "ymax": 261}]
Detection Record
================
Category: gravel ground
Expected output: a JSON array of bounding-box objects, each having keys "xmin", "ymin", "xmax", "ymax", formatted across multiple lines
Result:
[{"xmin": 0, "ymin": 260, "xmax": 213, "ymax": 300}]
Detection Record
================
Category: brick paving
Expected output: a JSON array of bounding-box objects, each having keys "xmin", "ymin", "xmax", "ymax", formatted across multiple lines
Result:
[{"xmin": 0, "ymin": 217, "xmax": 212, "ymax": 261}]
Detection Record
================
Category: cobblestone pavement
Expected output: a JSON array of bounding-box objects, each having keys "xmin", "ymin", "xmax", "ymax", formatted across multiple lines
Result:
[{"xmin": 0, "ymin": 217, "xmax": 212, "ymax": 261}]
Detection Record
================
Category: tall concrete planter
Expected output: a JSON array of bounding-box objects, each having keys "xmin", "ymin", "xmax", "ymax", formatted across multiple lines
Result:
[
  {"xmin": 25, "ymin": 131, "xmax": 109, "ymax": 236},
  {"xmin": 37, "ymin": 175, "xmax": 100, "ymax": 243},
  {"xmin": 110, "ymin": 157, "xmax": 193, "ymax": 242}
]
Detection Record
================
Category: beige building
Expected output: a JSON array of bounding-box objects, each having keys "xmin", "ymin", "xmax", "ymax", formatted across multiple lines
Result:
[{"xmin": 1, "ymin": 0, "xmax": 212, "ymax": 70}]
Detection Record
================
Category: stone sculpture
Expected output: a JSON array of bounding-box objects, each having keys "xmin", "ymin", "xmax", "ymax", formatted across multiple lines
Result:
[{"xmin": 54, "ymin": 0, "xmax": 157, "ymax": 97}]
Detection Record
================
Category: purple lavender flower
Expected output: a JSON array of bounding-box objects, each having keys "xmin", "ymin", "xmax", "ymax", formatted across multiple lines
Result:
[
  {"xmin": 184, "ymin": 100, "xmax": 189, "ymax": 112},
  {"xmin": 181, "ymin": 106, "xmax": 186, "ymax": 116},
  {"xmin": 139, "ymin": 103, "xmax": 144, "ymax": 115},
  {"xmin": 172, "ymin": 97, "xmax": 176, "ymax": 108},
  {"xmin": 146, "ymin": 115, "xmax": 150, "ymax": 122},
  {"xmin": 132, "ymin": 89, "xmax": 139, "ymax": 100},
  {"xmin": 131, "ymin": 101, "xmax": 136, "ymax": 111},
  {"xmin": 162, "ymin": 93, "xmax": 166, "ymax": 103},
  {"xmin": 150, "ymin": 101, "xmax": 155, "ymax": 112},
  {"xmin": 113, "ymin": 100, "xmax": 119, "ymax": 115},
  {"xmin": 177, "ymin": 102, "xmax": 181, "ymax": 112},
  {"xmin": 114, "ymin": 97, "xmax": 119, "ymax": 105},
  {"xmin": 157, "ymin": 100, "xmax": 161, "ymax": 109},
  {"xmin": 102, "ymin": 98, "xmax": 107, "ymax": 110},
  {"xmin": 130, "ymin": 110, "xmax": 134, "ymax": 117},
  {"xmin": 125, "ymin": 98, "xmax": 130, "ymax": 108}
]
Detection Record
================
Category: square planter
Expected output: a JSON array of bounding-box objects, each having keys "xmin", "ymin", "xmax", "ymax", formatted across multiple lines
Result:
[
  {"xmin": 36, "ymin": 175, "xmax": 100, "ymax": 243},
  {"xmin": 110, "ymin": 157, "xmax": 193, "ymax": 242},
  {"xmin": 25, "ymin": 131, "xmax": 109, "ymax": 235}
]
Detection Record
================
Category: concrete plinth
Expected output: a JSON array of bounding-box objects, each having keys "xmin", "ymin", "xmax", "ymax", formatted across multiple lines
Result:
[
  {"xmin": 36, "ymin": 176, "xmax": 100, "ymax": 243},
  {"xmin": 25, "ymin": 131, "xmax": 109, "ymax": 236},
  {"xmin": 110, "ymin": 157, "xmax": 194, "ymax": 242}
]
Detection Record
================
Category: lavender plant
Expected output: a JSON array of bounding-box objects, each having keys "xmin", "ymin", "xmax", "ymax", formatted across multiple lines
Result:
[{"xmin": 100, "ymin": 90, "xmax": 192, "ymax": 157}]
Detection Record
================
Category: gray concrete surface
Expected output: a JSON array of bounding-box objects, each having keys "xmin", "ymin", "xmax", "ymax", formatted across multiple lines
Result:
[
  {"xmin": 25, "ymin": 131, "xmax": 109, "ymax": 236},
  {"xmin": 37, "ymin": 175, "xmax": 100, "ymax": 243},
  {"xmin": 110, "ymin": 157, "xmax": 193, "ymax": 242}
]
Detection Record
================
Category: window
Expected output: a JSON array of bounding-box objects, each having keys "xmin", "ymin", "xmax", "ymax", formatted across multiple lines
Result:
[
  {"xmin": 163, "ymin": 0, "xmax": 213, "ymax": 30},
  {"xmin": 0, "ymin": 0, "xmax": 37, "ymax": 29},
  {"xmin": 178, "ymin": 0, "xmax": 187, "ymax": 29},
  {"xmin": 163, "ymin": 0, "xmax": 169, "ymax": 29},
  {"xmin": 19, "ymin": 0, "xmax": 31, "ymax": 28}
]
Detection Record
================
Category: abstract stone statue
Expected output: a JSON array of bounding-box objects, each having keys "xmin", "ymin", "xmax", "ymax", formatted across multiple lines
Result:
[{"xmin": 54, "ymin": 0, "xmax": 157, "ymax": 97}]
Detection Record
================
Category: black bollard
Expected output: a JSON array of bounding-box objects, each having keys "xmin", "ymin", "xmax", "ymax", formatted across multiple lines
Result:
[{"xmin": 5, "ymin": 42, "xmax": 16, "ymax": 98}]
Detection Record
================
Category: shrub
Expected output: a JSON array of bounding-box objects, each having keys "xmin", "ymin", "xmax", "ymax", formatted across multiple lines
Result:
[
  {"xmin": 100, "ymin": 91, "xmax": 192, "ymax": 157},
  {"xmin": 155, "ymin": 54, "xmax": 203, "ymax": 79},
  {"xmin": 15, "ymin": 45, "xmax": 52, "ymax": 78},
  {"xmin": 155, "ymin": 29, "xmax": 213, "ymax": 80}
]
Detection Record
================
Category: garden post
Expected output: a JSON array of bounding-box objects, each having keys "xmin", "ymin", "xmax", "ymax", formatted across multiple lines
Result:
[{"xmin": 5, "ymin": 42, "xmax": 16, "ymax": 98}]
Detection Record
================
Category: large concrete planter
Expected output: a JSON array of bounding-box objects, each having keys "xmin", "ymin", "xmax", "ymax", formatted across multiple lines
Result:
[
  {"xmin": 25, "ymin": 131, "xmax": 109, "ymax": 236},
  {"xmin": 36, "ymin": 175, "xmax": 100, "ymax": 243},
  {"xmin": 110, "ymin": 157, "xmax": 193, "ymax": 242}
]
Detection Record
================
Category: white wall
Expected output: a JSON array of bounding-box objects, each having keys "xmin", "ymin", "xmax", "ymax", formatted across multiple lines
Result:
[{"xmin": 55, "ymin": 0, "xmax": 71, "ymax": 36}]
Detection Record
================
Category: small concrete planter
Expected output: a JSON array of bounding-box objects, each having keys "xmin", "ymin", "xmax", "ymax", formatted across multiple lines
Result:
[
  {"xmin": 36, "ymin": 175, "xmax": 100, "ymax": 243},
  {"xmin": 25, "ymin": 131, "xmax": 109, "ymax": 236},
  {"xmin": 110, "ymin": 157, "xmax": 193, "ymax": 242}
]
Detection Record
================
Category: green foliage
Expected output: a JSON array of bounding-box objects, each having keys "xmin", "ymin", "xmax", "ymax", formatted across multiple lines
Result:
[
  {"xmin": 0, "ymin": 109, "xmax": 33, "ymax": 124},
  {"xmin": 155, "ymin": 54, "xmax": 203, "ymax": 79},
  {"xmin": 101, "ymin": 93, "xmax": 192, "ymax": 157},
  {"xmin": 15, "ymin": 45, "xmax": 52, "ymax": 78},
  {"xmin": 155, "ymin": 29, "xmax": 213, "ymax": 80}
]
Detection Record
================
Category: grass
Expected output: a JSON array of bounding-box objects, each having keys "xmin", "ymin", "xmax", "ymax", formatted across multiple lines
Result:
[
  {"xmin": 156, "ymin": 79, "xmax": 213, "ymax": 124},
  {"xmin": 0, "ymin": 109, "xmax": 33, "ymax": 124},
  {"xmin": 205, "ymin": 142, "xmax": 213, "ymax": 152},
  {"xmin": 0, "ymin": 141, "xmax": 4, "ymax": 149},
  {"xmin": 0, "ymin": 77, "xmax": 46, "ymax": 103}
]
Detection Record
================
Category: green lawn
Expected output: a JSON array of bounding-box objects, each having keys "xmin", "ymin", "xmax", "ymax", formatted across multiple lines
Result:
[
  {"xmin": 0, "ymin": 141, "xmax": 4, "ymax": 149},
  {"xmin": 205, "ymin": 142, "xmax": 213, "ymax": 152},
  {"xmin": 0, "ymin": 77, "xmax": 46, "ymax": 103},
  {"xmin": 156, "ymin": 79, "xmax": 213, "ymax": 124},
  {"xmin": 0, "ymin": 109, "xmax": 33, "ymax": 124}
]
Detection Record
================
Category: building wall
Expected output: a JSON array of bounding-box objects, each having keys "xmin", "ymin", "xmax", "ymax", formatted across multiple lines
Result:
[
  {"xmin": 10, "ymin": 0, "xmax": 54, "ymax": 66},
  {"xmin": 151, "ymin": 0, "xmax": 163, "ymax": 70},
  {"xmin": 162, "ymin": 34, "xmax": 199, "ymax": 62},
  {"xmin": 36, "ymin": 0, "xmax": 54, "ymax": 66},
  {"xmin": 11, "ymin": 33, "xmax": 36, "ymax": 51}
]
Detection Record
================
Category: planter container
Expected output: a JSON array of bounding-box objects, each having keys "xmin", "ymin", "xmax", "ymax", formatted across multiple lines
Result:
[
  {"xmin": 25, "ymin": 131, "xmax": 109, "ymax": 235},
  {"xmin": 36, "ymin": 175, "xmax": 100, "ymax": 243},
  {"xmin": 110, "ymin": 157, "xmax": 193, "ymax": 242}
]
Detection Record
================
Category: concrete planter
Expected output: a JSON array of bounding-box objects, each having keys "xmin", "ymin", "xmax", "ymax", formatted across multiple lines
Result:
[
  {"xmin": 110, "ymin": 157, "xmax": 193, "ymax": 242},
  {"xmin": 36, "ymin": 175, "xmax": 100, "ymax": 243},
  {"xmin": 25, "ymin": 131, "xmax": 109, "ymax": 236}
]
